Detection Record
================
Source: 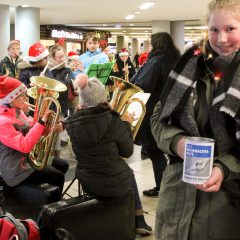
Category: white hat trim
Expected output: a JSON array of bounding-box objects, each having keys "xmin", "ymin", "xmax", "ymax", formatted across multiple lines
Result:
[
  {"xmin": 28, "ymin": 49, "xmax": 49, "ymax": 62},
  {"xmin": 119, "ymin": 52, "xmax": 129, "ymax": 57},
  {"xmin": 0, "ymin": 84, "xmax": 27, "ymax": 105}
]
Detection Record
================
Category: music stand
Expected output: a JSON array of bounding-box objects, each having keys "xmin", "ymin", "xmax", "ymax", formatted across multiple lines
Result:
[{"xmin": 86, "ymin": 61, "xmax": 115, "ymax": 85}]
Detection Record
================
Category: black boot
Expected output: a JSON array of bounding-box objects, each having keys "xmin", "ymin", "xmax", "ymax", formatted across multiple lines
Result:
[{"xmin": 135, "ymin": 209, "xmax": 152, "ymax": 236}]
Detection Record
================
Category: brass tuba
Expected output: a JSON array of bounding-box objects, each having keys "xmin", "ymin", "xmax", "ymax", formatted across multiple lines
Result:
[
  {"xmin": 109, "ymin": 76, "xmax": 146, "ymax": 139},
  {"xmin": 27, "ymin": 76, "xmax": 67, "ymax": 171}
]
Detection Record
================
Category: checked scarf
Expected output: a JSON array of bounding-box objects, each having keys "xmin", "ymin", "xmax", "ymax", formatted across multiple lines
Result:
[{"xmin": 158, "ymin": 44, "xmax": 240, "ymax": 156}]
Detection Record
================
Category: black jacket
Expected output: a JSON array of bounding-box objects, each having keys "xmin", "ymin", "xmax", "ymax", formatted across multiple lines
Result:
[
  {"xmin": 65, "ymin": 106, "xmax": 133, "ymax": 197},
  {"xmin": 131, "ymin": 53, "xmax": 180, "ymax": 145},
  {"xmin": 18, "ymin": 62, "xmax": 53, "ymax": 87},
  {"xmin": 112, "ymin": 58, "xmax": 136, "ymax": 80},
  {"xmin": 51, "ymin": 67, "xmax": 73, "ymax": 117}
]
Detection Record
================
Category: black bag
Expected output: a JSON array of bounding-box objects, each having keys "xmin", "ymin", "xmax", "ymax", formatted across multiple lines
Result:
[
  {"xmin": 5, "ymin": 183, "xmax": 61, "ymax": 220},
  {"xmin": 39, "ymin": 189, "xmax": 135, "ymax": 240}
]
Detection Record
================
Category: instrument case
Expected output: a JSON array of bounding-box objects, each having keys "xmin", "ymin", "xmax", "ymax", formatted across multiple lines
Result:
[{"xmin": 39, "ymin": 189, "xmax": 135, "ymax": 240}]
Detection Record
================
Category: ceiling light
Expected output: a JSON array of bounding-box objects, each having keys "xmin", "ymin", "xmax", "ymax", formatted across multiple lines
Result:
[
  {"xmin": 125, "ymin": 15, "xmax": 135, "ymax": 20},
  {"xmin": 139, "ymin": 2, "xmax": 155, "ymax": 10},
  {"xmin": 103, "ymin": 24, "xmax": 107, "ymax": 26},
  {"xmin": 134, "ymin": 11, "xmax": 141, "ymax": 14},
  {"xmin": 129, "ymin": 24, "xmax": 134, "ymax": 26},
  {"xmin": 21, "ymin": 4, "xmax": 29, "ymax": 7}
]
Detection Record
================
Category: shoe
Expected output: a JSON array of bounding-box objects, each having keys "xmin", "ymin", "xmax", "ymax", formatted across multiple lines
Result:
[
  {"xmin": 143, "ymin": 187, "xmax": 159, "ymax": 198},
  {"xmin": 61, "ymin": 140, "xmax": 68, "ymax": 147},
  {"xmin": 135, "ymin": 215, "xmax": 153, "ymax": 236}
]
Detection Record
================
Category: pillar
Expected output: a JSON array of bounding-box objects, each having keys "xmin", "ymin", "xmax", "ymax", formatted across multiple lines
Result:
[
  {"xmin": 15, "ymin": 7, "xmax": 40, "ymax": 57},
  {"xmin": 0, "ymin": 5, "xmax": 10, "ymax": 59}
]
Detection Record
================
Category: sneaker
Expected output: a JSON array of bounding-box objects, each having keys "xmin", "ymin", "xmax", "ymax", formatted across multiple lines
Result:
[
  {"xmin": 143, "ymin": 187, "xmax": 159, "ymax": 198},
  {"xmin": 135, "ymin": 215, "xmax": 153, "ymax": 236}
]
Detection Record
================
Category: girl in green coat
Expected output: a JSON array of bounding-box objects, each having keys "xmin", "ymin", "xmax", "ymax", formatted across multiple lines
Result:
[{"xmin": 151, "ymin": 0, "xmax": 240, "ymax": 239}]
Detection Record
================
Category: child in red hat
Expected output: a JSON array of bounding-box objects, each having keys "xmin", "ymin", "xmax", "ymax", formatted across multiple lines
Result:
[
  {"xmin": 0, "ymin": 76, "xmax": 68, "ymax": 194},
  {"xmin": 18, "ymin": 42, "xmax": 53, "ymax": 87}
]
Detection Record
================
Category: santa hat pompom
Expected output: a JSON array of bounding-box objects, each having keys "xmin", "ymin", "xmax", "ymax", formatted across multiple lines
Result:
[
  {"xmin": 119, "ymin": 48, "xmax": 129, "ymax": 57},
  {"xmin": 74, "ymin": 74, "xmax": 88, "ymax": 89}
]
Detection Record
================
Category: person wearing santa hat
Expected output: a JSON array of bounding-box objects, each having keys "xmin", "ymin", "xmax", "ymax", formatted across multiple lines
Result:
[
  {"xmin": 18, "ymin": 42, "xmax": 53, "ymax": 87},
  {"xmin": 0, "ymin": 76, "xmax": 69, "ymax": 194},
  {"xmin": 0, "ymin": 40, "xmax": 22, "ymax": 78},
  {"xmin": 112, "ymin": 48, "xmax": 136, "ymax": 80}
]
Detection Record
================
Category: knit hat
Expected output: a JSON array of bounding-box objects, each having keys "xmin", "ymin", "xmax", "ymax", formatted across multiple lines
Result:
[
  {"xmin": 0, "ymin": 76, "xmax": 27, "ymax": 105},
  {"xmin": 28, "ymin": 42, "xmax": 49, "ymax": 62},
  {"xmin": 68, "ymin": 51, "xmax": 79, "ymax": 59},
  {"xmin": 119, "ymin": 48, "xmax": 129, "ymax": 57},
  {"xmin": 74, "ymin": 74, "xmax": 107, "ymax": 107}
]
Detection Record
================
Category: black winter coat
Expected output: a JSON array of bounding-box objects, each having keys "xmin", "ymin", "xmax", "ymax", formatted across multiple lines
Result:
[
  {"xmin": 131, "ymin": 53, "xmax": 180, "ymax": 146},
  {"xmin": 51, "ymin": 67, "xmax": 73, "ymax": 117},
  {"xmin": 65, "ymin": 106, "xmax": 133, "ymax": 197},
  {"xmin": 18, "ymin": 63, "xmax": 53, "ymax": 87},
  {"xmin": 112, "ymin": 58, "xmax": 136, "ymax": 80}
]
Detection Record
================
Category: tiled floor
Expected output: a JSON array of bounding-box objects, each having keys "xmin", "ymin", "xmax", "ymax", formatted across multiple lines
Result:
[{"xmin": 62, "ymin": 144, "xmax": 157, "ymax": 240}]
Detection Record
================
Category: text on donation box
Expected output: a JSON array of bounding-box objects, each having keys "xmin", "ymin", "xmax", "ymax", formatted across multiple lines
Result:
[{"xmin": 183, "ymin": 137, "xmax": 214, "ymax": 184}]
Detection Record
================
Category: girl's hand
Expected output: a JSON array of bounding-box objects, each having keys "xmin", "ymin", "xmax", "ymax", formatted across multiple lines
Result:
[
  {"xmin": 121, "ymin": 111, "xmax": 137, "ymax": 124},
  {"xmin": 193, "ymin": 167, "xmax": 223, "ymax": 192},
  {"xmin": 176, "ymin": 137, "xmax": 186, "ymax": 160},
  {"xmin": 42, "ymin": 110, "xmax": 54, "ymax": 123},
  {"xmin": 52, "ymin": 122, "xmax": 64, "ymax": 132}
]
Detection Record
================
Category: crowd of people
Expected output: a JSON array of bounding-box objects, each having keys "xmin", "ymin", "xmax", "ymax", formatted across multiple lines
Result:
[{"xmin": 0, "ymin": 0, "xmax": 240, "ymax": 239}]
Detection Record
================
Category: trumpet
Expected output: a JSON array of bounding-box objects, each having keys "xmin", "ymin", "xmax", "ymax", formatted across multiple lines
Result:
[
  {"xmin": 27, "ymin": 76, "xmax": 67, "ymax": 171},
  {"xmin": 109, "ymin": 76, "xmax": 146, "ymax": 139}
]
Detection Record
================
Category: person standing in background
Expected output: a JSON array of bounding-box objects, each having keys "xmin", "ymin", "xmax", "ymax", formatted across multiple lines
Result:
[
  {"xmin": 131, "ymin": 32, "xmax": 181, "ymax": 197},
  {"xmin": 133, "ymin": 52, "xmax": 140, "ymax": 68},
  {"xmin": 0, "ymin": 40, "xmax": 22, "ymax": 78},
  {"xmin": 78, "ymin": 32, "xmax": 109, "ymax": 74}
]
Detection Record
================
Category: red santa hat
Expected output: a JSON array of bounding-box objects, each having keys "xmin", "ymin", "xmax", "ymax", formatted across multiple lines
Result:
[
  {"xmin": 0, "ymin": 76, "xmax": 27, "ymax": 105},
  {"xmin": 28, "ymin": 42, "xmax": 49, "ymax": 62},
  {"xmin": 68, "ymin": 51, "xmax": 79, "ymax": 59},
  {"xmin": 119, "ymin": 48, "xmax": 129, "ymax": 57}
]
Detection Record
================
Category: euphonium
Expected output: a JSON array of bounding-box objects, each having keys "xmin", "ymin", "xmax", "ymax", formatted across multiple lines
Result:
[
  {"xmin": 109, "ymin": 76, "xmax": 146, "ymax": 139},
  {"xmin": 27, "ymin": 76, "xmax": 67, "ymax": 171}
]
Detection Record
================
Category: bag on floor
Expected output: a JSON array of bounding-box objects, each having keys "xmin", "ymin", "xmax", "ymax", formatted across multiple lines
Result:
[{"xmin": 0, "ymin": 212, "xmax": 40, "ymax": 240}]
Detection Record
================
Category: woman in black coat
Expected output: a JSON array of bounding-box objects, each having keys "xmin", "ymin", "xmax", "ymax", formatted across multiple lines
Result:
[{"xmin": 131, "ymin": 32, "xmax": 181, "ymax": 197}]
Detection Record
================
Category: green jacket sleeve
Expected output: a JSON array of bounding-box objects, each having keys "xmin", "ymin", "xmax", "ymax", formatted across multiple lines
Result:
[{"xmin": 151, "ymin": 101, "xmax": 186, "ymax": 156}]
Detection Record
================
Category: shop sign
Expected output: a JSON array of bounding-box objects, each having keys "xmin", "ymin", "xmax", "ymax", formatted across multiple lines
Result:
[{"xmin": 51, "ymin": 29, "xmax": 83, "ymax": 40}]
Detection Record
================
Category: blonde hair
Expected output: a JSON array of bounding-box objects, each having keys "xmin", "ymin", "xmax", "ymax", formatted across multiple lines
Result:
[
  {"xmin": 207, "ymin": 0, "xmax": 240, "ymax": 22},
  {"xmin": 7, "ymin": 40, "xmax": 20, "ymax": 51}
]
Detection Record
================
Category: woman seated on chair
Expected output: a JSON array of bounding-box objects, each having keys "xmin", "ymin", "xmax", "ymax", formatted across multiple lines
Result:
[
  {"xmin": 0, "ymin": 76, "xmax": 69, "ymax": 193},
  {"xmin": 64, "ymin": 74, "xmax": 152, "ymax": 236}
]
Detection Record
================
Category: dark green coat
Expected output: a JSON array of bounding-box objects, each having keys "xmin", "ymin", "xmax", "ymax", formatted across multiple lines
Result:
[
  {"xmin": 0, "ymin": 56, "xmax": 22, "ymax": 78},
  {"xmin": 151, "ymin": 54, "xmax": 240, "ymax": 239}
]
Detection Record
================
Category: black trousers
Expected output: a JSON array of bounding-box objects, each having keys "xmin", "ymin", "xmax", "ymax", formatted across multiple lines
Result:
[{"xmin": 21, "ymin": 157, "xmax": 69, "ymax": 193}]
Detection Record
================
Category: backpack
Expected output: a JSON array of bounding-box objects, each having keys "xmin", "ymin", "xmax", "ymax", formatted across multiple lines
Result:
[{"xmin": 0, "ymin": 212, "xmax": 40, "ymax": 240}]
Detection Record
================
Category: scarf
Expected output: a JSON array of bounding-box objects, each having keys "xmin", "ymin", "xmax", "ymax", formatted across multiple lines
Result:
[{"xmin": 158, "ymin": 44, "xmax": 240, "ymax": 156}]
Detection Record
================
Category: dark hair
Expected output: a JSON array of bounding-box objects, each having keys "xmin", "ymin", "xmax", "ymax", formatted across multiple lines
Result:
[{"xmin": 148, "ymin": 32, "xmax": 180, "ymax": 59}]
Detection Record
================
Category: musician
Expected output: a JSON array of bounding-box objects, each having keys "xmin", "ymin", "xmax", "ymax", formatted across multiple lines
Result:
[
  {"xmin": 0, "ymin": 76, "xmax": 69, "ymax": 193},
  {"xmin": 112, "ymin": 48, "xmax": 135, "ymax": 81},
  {"xmin": 78, "ymin": 32, "xmax": 109, "ymax": 74},
  {"xmin": 18, "ymin": 42, "xmax": 53, "ymax": 88},
  {"xmin": 64, "ymin": 74, "xmax": 152, "ymax": 236},
  {"xmin": 0, "ymin": 40, "xmax": 22, "ymax": 78}
]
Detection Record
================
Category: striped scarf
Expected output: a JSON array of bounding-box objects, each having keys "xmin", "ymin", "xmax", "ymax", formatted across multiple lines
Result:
[{"xmin": 158, "ymin": 45, "xmax": 240, "ymax": 155}]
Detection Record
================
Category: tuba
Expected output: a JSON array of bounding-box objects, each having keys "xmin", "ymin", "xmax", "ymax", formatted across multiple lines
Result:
[
  {"xmin": 27, "ymin": 76, "xmax": 67, "ymax": 171},
  {"xmin": 109, "ymin": 76, "xmax": 146, "ymax": 139}
]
